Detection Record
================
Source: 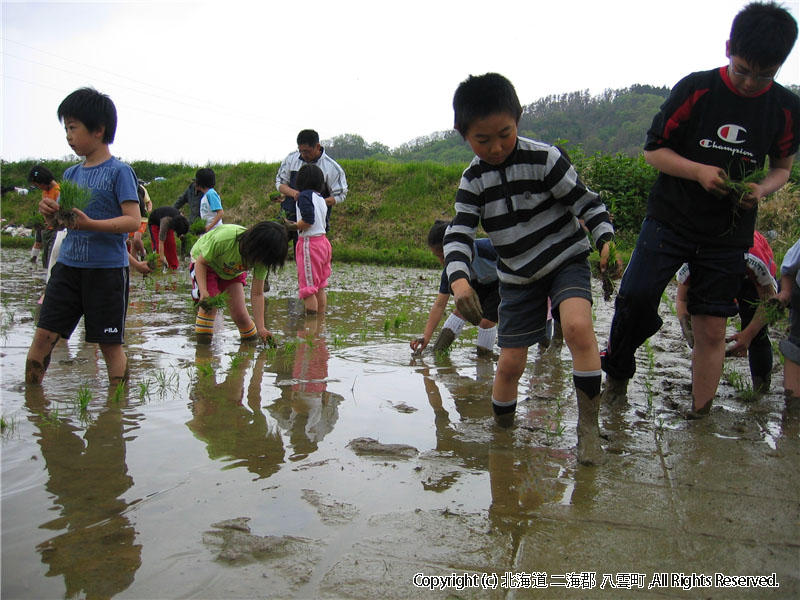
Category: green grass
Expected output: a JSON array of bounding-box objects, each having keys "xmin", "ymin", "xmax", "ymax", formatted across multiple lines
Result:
[{"xmin": 2, "ymin": 157, "xmax": 797, "ymax": 269}]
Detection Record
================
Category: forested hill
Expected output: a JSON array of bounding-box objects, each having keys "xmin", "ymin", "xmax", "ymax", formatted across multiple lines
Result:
[{"xmin": 324, "ymin": 83, "xmax": 800, "ymax": 164}]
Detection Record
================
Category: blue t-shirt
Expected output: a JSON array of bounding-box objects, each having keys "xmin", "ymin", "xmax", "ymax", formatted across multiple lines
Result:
[
  {"xmin": 58, "ymin": 157, "xmax": 139, "ymax": 268},
  {"xmin": 439, "ymin": 238, "xmax": 498, "ymax": 294}
]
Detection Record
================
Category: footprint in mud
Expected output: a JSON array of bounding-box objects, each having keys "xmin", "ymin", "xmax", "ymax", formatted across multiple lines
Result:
[
  {"xmin": 301, "ymin": 489, "xmax": 359, "ymax": 525},
  {"xmin": 347, "ymin": 437, "xmax": 419, "ymax": 459},
  {"xmin": 203, "ymin": 517, "xmax": 322, "ymax": 564}
]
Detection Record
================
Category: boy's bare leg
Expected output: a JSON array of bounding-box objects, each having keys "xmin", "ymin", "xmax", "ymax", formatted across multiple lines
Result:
[
  {"xmin": 560, "ymin": 297, "xmax": 605, "ymax": 466},
  {"xmin": 26, "ymin": 328, "xmax": 60, "ymax": 384},
  {"xmin": 99, "ymin": 343, "xmax": 128, "ymax": 384},
  {"xmin": 690, "ymin": 314, "xmax": 726, "ymax": 414},
  {"xmin": 784, "ymin": 359, "xmax": 800, "ymax": 402},
  {"xmin": 493, "ymin": 346, "xmax": 527, "ymax": 403}
]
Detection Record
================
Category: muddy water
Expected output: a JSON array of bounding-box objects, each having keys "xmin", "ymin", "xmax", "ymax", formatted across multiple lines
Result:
[{"xmin": 1, "ymin": 248, "xmax": 798, "ymax": 599}]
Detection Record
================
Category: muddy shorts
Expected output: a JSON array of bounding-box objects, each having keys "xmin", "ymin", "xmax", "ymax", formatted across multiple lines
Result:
[
  {"xmin": 37, "ymin": 263, "xmax": 129, "ymax": 343},
  {"xmin": 497, "ymin": 259, "xmax": 592, "ymax": 348}
]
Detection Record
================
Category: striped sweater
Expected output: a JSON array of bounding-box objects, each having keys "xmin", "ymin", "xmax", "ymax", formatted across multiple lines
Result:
[{"xmin": 444, "ymin": 137, "xmax": 614, "ymax": 286}]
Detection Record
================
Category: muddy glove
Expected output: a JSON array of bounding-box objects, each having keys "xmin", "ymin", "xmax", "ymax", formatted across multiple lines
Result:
[{"xmin": 455, "ymin": 288, "xmax": 483, "ymax": 326}]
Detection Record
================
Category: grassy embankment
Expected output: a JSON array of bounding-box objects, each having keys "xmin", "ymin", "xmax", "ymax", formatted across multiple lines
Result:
[{"xmin": 2, "ymin": 157, "xmax": 798, "ymax": 268}]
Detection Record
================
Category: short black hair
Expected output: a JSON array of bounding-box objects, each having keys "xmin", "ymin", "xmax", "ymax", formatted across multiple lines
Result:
[
  {"xmin": 57, "ymin": 87, "xmax": 117, "ymax": 144},
  {"xmin": 172, "ymin": 215, "xmax": 190, "ymax": 237},
  {"xmin": 195, "ymin": 168, "xmax": 216, "ymax": 189},
  {"xmin": 295, "ymin": 163, "xmax": 325, "ymax": 193},
  {"xmin": 237, "ymin": 221, "xmax": 288, "ymax": 274},
  {"xmin": 28, "ymin": 164, "xmax": 55, "ymax": 185},
  {"xmin": 427, "ymin": 219, "xmax": 451, "ymax": 248},
  {"xmin": 296, "ymin": 129, "xmax": 320, "ymax": 146},
  {"xmin": 730, "ymin": 1, "xmax": 798, "ymax": 68},
  {"xmin": 453, "ymin": 73, "xmax": 522, "ymax": 137}
]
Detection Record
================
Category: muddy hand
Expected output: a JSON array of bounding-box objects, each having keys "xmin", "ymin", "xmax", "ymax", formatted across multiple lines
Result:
[{"xmin": 455, "ymin": 288, "xmax": 482, "ymax": 326}]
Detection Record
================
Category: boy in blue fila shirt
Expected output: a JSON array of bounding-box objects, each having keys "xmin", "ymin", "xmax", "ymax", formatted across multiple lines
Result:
[
  {"xmin": 27, "ymin": 87, "xmax": 141, "ymax": 385},
  {"xmin": 443, "ymin": 73, "xmax": 619, "ymax": 466}
]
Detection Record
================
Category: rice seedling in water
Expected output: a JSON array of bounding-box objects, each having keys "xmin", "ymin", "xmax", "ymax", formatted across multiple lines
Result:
[
  {"xmin": 196, "ymin": 363, "xmax": 214, "ymax": 378},
  {"xmin": 198, "ymin": 292, "xmax": 230, "ymax": 313},
  {"xmin": 723, "ymin": 364, "xmax": 759, "ymax": 402},
  {"xmin": 155, "ymin": 368, "xmax": 180, "ymax": 393},
  {"xmin": 138, "ymin": 380, "xmax": 152, "ymax": 402},
  {"xmin": 36, "ymin": 409, "xmax": 61, "ymax": 427},
  {"xmin": 54, "ymin": 180, "xmax": 92, "ymax": 229},
  {"xmin": 1, "ymin": 413, "xmax": 16, "ymax": 435},
  {"xmin": 110, "ymin": 381, "xmax": 126, "ymax": 404},
  {"xmin": 75, "ymin": 383, "xmax": 93, "ymax": 412}
]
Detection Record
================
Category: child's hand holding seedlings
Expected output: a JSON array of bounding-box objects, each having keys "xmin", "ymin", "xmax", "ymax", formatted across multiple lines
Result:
[{"xmin": 451, "ymin": 278, "xmax": 482, "ymax": 326}]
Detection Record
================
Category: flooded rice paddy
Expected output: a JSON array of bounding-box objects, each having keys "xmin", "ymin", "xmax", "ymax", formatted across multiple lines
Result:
[{"xmin": 1, "ymin": 248, "xmax": 798, "ymax": 599}]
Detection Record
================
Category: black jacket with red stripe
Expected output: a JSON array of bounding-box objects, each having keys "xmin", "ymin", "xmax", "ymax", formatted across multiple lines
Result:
[{"xmin": 644, "ymin": 66, "xmax": 800, "ymax": 248}]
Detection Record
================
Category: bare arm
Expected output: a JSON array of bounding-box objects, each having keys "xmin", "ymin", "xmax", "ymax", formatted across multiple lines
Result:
[
  {"xmin": 644, "ymin": 148, "xmax": 728, "ymax": 196},
  {"xmin": 726, "ymin": 282, "xmax": 777, "ymax": 355},
  {"xmin": 250, "ymin": 277, "xmax": 271, "ymax": 340},
  {"xmin": 411, "ymin": 293, "xmax": 449, "ymax": 352},
  {"xmin": 72, "ymin": 200, "xmax": 140, "ymax": 233}
]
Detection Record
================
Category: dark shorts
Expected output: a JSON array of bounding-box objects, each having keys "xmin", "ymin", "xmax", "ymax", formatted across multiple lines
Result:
[
  {"xmin": 473, "ymin": 280, "xmax": 500, "ymax": 323},
  {"xmin": 37, "ymin": 263, "xmax": 130, "ymax": 343},
  {"xmin": 497, "ymin": 259, "xmax": 593, "ymax": 348}
]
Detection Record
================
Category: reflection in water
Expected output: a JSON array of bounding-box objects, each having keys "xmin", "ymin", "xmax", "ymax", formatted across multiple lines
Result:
[
  {"xmin": 267, "ymin": 315, "xmax": 344, "ymax": 461},
  {"xmin": 24, "ymin": 384, "xmax": 142, "ymax": 599},
  {"xmin": 416, "ymin": 362, "xmax": 570, "ymax": 536},
  {"xmin": 186, "ymin": 344, "xmax": 285, "ymax": 479}
]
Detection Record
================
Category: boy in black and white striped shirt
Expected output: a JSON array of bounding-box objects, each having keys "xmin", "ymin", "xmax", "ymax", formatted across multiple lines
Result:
[{"xmin": 443, "ymin": 73, "xmax": 618, "ymax": 466}]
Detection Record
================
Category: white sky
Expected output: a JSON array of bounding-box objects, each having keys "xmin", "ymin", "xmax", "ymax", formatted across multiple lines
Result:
[{"xmin": 2, "ymin": 0, "xmax": 799, "ymax": 166}]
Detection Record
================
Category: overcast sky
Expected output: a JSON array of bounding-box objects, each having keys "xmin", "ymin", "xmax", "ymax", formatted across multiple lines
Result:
[{"xmin": 2, "ymin": 0, "xmax": 799, "ymax": 166}]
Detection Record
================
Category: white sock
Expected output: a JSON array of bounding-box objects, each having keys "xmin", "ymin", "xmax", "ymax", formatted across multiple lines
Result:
[
  {"xmin": 443, "ymin": 313, "xmax": 465, "ymax": 336},
  {"xmin": 477, "ymin": 326, "xmax": 497, "ymax": 350}
]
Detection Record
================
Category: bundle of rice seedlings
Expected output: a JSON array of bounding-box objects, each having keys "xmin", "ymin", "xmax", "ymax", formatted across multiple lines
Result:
[
  {"xmin": 144, "ymin": 251, "xmax": 160, "ymax": 270},
  {"xmin": 198, "ymin": 291, "xmax": 230, "ymax": 313},
  {"xmin": 55, "ymin": 180, "xmax": 92, "ymax": 228},
  {"xmin": 190, "ymin": 218, "xmax": 206, "ymax": 235}
]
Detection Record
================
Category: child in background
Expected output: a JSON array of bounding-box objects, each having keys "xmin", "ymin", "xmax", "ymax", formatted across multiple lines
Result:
[
  {"xmin": 195, "ymin": 168, "xmax": 224, "ymax": 232},
  {"xmin": 293, "ymin": 164, "xmax": 332, "ymax": 315},
  {"xmin": 776, "ymin": 237, "xmax": 800, "ymax": 409},
  {"xmin": 190, "ymin": 221, "xmax": 288, "ymax": 342},
  {"xmin": 411, "ymin": 220, "xmax": 499, "ymax": 356},
  {"xmin": 128, "ymin": 183, "xmax": 151, "ymax": 259},
  {"xmin": 27, "ymin": 165, "xmax": 61, "ymax": 270},
  {"xmin": 676, "ymin": 230, "xmax": 778, "ymax": 394},
  {"xmin": 443, "ymin": 73, "xmax": 618, "ymax": 466},
  {"xmin": 27, "ymin": 87, "xmax": 140, "ymax": 385},
  {"xmin": 147, "ymin": 205, "xmax": 190, "ymax": 270}
]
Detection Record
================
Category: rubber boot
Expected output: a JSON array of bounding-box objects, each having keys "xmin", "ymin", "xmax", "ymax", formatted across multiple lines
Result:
[
  {"xmin": 576, "ymin": 389, "xmax": 605, "ymax": 466},
  {"xmin": 432, "ymin": 328, "xmax": 456, "ymax": 353},
  {"xmin": 601, "ymin": 375, "xmax": 628, "ymax": 405}
]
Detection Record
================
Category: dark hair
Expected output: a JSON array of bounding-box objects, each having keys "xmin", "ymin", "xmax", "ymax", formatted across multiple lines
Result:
[
  {"xmin": 730, "ymin": 1, "xmax": 798, "ymax": 68},
  {"xmin": 136, "ymin": 184, "xmax": 148, "ymax": 217},
  {"xmin": 453, "ymin": 73, "xmax": 522, "ymax": 137},
  {"xmin": 427, "ymin": 219, "xmax": 451, "ymax": 248},
  {"xmin": 237, "ymin": 221, "xmax": 288, "ymax": 274},
  {"xmin": 28, "ymin": 164, "xmax": 55, "ymax": 185},
  {"xmin": 172, "ymin": 215, "xmax": 190, "ymax": 237},
  {"xmin": 296, "ymin": 129, "xmax": 320, "ymax": 146},
  {"xmin": 195, "ymin": 168, "xmax": 216, "ymax": 189},
  {"xmin": 57, "ymin": 87, "xmax": 117, "ymax": 144},
  {"xmin": 295, "ymin": 164, "xmax": 325, "ymax": 193}
]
